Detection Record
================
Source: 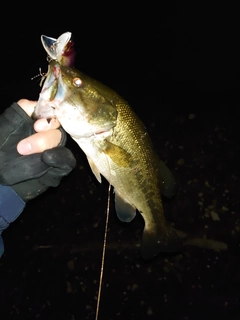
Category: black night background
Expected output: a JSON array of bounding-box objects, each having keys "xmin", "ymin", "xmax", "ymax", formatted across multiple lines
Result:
[{"xmin": 0, "ymin": 3, "xmax": 239, "ymax": 320}]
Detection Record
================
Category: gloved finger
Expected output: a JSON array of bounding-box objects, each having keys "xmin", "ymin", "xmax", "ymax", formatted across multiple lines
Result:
[
  {"xmin": 34, "ymin": 117, "xmax": 61, "ymax": 132},
  {"xmin": 43, "ymin": 147, "xmax": 76, "ymax": 171},
  {"xmin": 0, "ymin": 103, "xmax": 34, "ymax": 148},
  {"xmin": 12, "ymin": 149, "xmax": 76, "ymax": 201},
  {"xmin": 0, "ymin": 146, "xmax": 75, "ymax": 186},
  {"xmin": 17, "ymin": 129, "xmax": 62, "ymax": 155},
  {"xmin": 17, "ymin": 99, "xmax": 37, "ymax": 117},
  {"xmin": 0, "ymin": 153, "xmax": 50, "ymax": 186}
]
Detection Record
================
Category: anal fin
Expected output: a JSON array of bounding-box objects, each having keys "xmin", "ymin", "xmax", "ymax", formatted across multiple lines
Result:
[{"xmin": 115, "ymin": 191, "xmax": 136, "ymax": 222}]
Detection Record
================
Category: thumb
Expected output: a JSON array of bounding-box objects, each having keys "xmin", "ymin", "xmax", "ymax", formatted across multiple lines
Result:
[{"xmin": 17, "ymin": 130, "xmax": 62, "ymax": 155}]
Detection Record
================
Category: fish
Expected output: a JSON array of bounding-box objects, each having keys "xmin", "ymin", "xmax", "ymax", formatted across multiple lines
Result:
[{"xmin": 34, "ymin": 34, "xmax": 178, "ymax": 259}]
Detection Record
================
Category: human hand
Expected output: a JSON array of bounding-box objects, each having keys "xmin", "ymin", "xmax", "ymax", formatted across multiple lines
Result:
[
  {"xmin": 0, "ymin": 100, "xmax": 76, "ymax": 201},
  {"xmin": 17, "ymin": 99, "xmax": 62, "ymax": 155}
]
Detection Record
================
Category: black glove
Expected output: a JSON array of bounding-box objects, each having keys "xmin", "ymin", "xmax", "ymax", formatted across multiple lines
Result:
[{"xmin": 0, "ymin": 102, "xmax": 76, "ymax": 201}]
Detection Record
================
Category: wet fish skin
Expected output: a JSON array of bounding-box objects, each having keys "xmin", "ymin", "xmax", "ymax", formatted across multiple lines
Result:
[{"xmin": 34, "ymin": 61, "xmax": 177, "ymax": 259}]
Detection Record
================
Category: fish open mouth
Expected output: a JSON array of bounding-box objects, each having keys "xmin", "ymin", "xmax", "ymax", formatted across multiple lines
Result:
[{"xmin": 33, "ymin": 63, "xmax": 61, "ymax": 120}]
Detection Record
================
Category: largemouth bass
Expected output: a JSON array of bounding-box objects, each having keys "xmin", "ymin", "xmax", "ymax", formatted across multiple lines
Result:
[{"xmin": 34, "ymin": 35, "xmax": 177, "ymax": 259}]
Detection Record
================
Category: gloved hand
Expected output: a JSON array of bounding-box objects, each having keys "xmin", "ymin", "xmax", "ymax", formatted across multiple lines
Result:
[{"xmin": 0, "ymin": 102, "xmax": 76, "ymax": 201}]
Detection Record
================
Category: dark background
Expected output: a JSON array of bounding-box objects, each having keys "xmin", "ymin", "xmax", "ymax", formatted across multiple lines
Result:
[{"xmin": 0, "ymin": 3, "xmax": 240, "ymax": 320}]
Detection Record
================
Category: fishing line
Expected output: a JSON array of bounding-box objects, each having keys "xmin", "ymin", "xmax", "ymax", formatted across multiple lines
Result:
[{"xmin": 95, "ymin": 183, "xmax": 112, "ymax": 320}]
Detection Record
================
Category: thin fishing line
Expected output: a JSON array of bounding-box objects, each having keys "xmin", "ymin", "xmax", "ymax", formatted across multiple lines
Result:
[{"xmin": 95, "ymin": 183, "xmax": 111, "ymax": 320}]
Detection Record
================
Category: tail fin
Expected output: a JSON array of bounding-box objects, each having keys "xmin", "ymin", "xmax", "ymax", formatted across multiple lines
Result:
[{"xmin": 141, "ymin": 224, "xmax": 179, "ymax": 260}]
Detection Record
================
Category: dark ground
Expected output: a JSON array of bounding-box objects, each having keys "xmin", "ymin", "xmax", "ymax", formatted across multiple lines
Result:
[{"xmin": 0, "ymin": 3, "xmax": 240, "ymax": 320}]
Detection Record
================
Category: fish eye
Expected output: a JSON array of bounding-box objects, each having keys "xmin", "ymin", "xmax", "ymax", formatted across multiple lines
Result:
[{"xmin": 73, "ymin": 77, "xmax": 83, "ymax": 87}]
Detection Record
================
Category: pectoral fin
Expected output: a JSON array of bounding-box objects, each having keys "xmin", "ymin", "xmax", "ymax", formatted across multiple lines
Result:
[
  {"xmin": 115, "ymin": 191, "xmax": 136, "ymax": 222},
  {"xmin": 87, "ymin": 157, "xmax": 102, "ymax": 183},
  {"xmin": 103, "ymin": 141, "xmax": 132, "ymax": 168},
  {"xmin": 158, "ymin": 159, "xmax": 177, "ymax": 198}
]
